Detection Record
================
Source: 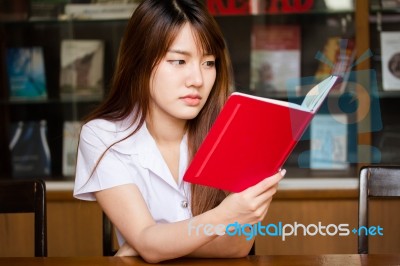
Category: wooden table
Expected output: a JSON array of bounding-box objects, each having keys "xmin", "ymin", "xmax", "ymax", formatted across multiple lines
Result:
[{"xmin": 0, "ymin": 255, "xmax": 399, "ymax": 266}]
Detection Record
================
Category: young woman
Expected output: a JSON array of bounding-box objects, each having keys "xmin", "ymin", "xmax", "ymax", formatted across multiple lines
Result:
[{"xmin": 73, "ymin": 0, "xmax": 285, "ymax": 263}]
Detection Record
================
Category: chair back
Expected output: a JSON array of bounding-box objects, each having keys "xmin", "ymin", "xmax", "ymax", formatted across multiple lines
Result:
[
  {"xmin": 358, "ymin": 165, "xmax": 400, "ymax": 254},
  {"xmin": 103, "ymin": 212, "xmax": 117, "ymax": 256},
  {"xmin": 0, "ymin": 179, "xmax": 47, "ymax": 257}
]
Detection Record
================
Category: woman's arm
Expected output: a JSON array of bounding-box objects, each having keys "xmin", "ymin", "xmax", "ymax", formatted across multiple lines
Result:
[
  {"xmin": 115, "ymin": 226, "xmax": 255, "ymax": 259},
  {"xmin": 115, "ymin": 224, "xmax": 256, "ymax": 259},
  {"xmin": 96, "ymin": 184, "xmax": 221, "ymax": 263},
  {"xmin": 95, "ymin": 171, "xmax": 283, "ymax": 263}
]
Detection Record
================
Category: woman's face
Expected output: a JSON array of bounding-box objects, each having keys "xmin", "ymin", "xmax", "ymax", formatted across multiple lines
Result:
[{"xmin": 149, "ymin": 23, "xmax": 216, "ymax": 123}]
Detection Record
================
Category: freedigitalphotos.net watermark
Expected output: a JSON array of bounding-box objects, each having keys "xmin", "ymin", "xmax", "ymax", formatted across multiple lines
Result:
[{"xmin": 188, "ymin": 220, "xmax": 384, "ymax": 241}]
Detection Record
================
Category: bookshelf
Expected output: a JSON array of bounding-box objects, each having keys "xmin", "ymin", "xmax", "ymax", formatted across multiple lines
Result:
[
  {"xmin": 369, "ymin": 0, "xmax": 400, "ymax": 168},
  {"xmin": 0, "ymin": 0, "xmax": 391, "ymax": 181},
  {"xmin": 0, "ymin": 17, "xmax": 127, "ymax": 180}
]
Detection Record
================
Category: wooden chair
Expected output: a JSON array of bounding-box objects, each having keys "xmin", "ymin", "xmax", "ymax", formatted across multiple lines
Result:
[
  {"xmin": 103, "ymin": 212, "xmax": 117, "ymax": 256},
  {"xmin": 249, "ymin": 243, "xmax": 255, "ymax": 255},
  {"xmin": 0, "ymin": 179, "xmax": 47, "ymax": 257},
  {"xmin": 358, "ymin": 165, "xmax": 400, "ymax": 254}
]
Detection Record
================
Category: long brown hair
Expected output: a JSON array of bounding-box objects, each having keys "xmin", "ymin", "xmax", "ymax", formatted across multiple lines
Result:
[{"xmin": 84, "ymin": 0, "xmax": 234, "ymax": 216}]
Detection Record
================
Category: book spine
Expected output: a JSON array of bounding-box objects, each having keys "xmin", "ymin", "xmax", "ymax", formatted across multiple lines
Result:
[{"xmin": 40, "ymin": 120, "xmax": 51, "ymax": 175}]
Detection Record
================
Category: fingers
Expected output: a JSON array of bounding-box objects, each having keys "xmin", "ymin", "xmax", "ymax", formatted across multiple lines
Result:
[
  {"xmin": 244, "ymin": 169, "xmax": 286, "ymax": 197},
  {"xmin": 259, "ymin": 197, "xmax": 273, "ymax": 221},
  {"xmin": 247, "ymin": 182, "xmax": 278, "ymax": 214},
  {"xmin": 246, "ymin": 195, "xmax": 273, "ymax": 224},
  {"xmin": 257, "ymin": 169, "xmax": 285, "ymax": 190},
  {"xmin": 240, "ymin": 171, "xmax": 283, "ymax": 223},
  {"xmin": 220, "ymin": 170, "xmax": 284, "ymax": 226}
]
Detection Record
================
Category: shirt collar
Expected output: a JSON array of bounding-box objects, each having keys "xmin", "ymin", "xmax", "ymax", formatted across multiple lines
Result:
[{"xmin": 110, "ymin": 117, "xmax": 189, "ymax": 189}]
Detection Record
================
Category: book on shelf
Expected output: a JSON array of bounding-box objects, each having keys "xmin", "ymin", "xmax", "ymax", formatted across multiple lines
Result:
[
  {"xmin": 310, "ymin": 114, "xmax": 348, "ymax": 170},
  {"xmin": 314, "ymin": 37, "xmax": 355, "ymax": 93},
  {"xmin": 249, "ymin": 24, "xmax": 301, "ymax": 97},
  {"xmin": 5, "ymin": 47, "xmax": 48, "ymax": 101},
  {"xmin": 183, "ymin": 75, "xmax": 341, "ymax": 192},
  {"xmin": 374, "ymin": 124, "xmax": 400, "ymax": 164},
  {"xmin": 62, "ymin": 121, "xmax": 82, "ymax": 177},
  {"xmin": 0, "ymin": 0, "xmax": 29, "ymax": 21},
  {"xmin": 60, "ymin": 39, "xmax": 104, "ymax": 100},
  {"xmin": 9, "ymin": 120, "xmax": 51, "ymax": 178},
  {"xmin": 380, "ymin": 31, "xmax": 400, "ymax": 91},
  {"xmin": 29, "ymin": 0, "xmax": 68, "ymax": 20},
  {"xmin": 381, "ymin": 0, "xmax": 400, "ymax": 8},
  {"xmin": 64, "ymin": 2, "xmax": 139, "ymax": 20}
]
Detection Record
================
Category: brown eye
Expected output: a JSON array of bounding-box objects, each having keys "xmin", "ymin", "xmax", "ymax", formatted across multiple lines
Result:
[
  {"xmin": 203, "ymin": 61, "xmax": 215, "ymax": 68},
  {"xmin": 169, "ymin": 60, "xmax": 185, "ymax": 65}
]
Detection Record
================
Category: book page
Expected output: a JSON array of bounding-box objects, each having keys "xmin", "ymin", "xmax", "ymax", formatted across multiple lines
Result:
[
  {"xmin": 232, "ymin": 75, "xmax": 338, "ymax": 113},
  {"xmin": 231, "ymin": 92, "xmax": 307, "ymax": 112},
  {"xmin": 301, "ymin": 75, "xmax": 339, "ymax": 112}
]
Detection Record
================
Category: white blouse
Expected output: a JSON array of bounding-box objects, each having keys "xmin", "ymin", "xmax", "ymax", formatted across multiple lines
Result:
[{"xmin": 73, "ymin": 117, "xmax": 192, "ymax": 245}]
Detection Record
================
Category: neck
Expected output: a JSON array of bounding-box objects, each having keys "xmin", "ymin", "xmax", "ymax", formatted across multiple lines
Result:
[{"xmin": 145, "ymin": 116, "xmax": 186, "ymax": 145}]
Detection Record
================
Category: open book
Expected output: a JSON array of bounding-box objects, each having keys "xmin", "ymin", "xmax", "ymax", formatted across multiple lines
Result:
[{"xmin": 183, "ymin": 75, "xmax": 341, "ymax": 192}]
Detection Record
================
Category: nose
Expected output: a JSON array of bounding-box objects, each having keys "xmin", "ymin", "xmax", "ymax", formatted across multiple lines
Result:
[{"xmin": 186, "ymin": 64, "xmax": 203, "ymax": 88}]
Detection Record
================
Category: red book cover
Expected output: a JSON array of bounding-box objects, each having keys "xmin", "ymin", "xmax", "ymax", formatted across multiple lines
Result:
[{"xmin": 183, "ymin": 75, "xmax": 340, "ymax": 192}]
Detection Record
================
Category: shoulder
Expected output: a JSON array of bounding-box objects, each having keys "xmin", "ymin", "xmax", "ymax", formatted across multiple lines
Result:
[
  {"xmin": 84, "ymin": 118, "xmax": 117, "ymax": 131},
  {"xmin": 81, "ymin": 118, "xmax": 136, "ymax": 147},
  {"xmin": 80, "ymin": 117, "xmax": 147, "ymax": 155},
  {"xmin": 79, "ymin": 119, "xmax": 114, "ymax": 149}
]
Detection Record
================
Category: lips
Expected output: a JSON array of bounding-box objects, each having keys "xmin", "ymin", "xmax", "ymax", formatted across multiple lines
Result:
[{"xmin": 180, "ymin": 94, "xmax": 202, "ymax": 106}]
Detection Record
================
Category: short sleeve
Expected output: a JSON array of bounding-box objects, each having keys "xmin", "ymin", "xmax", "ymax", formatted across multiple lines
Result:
[{"xmin": 73, "ymin": 121, "xmax": 137, "ymax": 201}]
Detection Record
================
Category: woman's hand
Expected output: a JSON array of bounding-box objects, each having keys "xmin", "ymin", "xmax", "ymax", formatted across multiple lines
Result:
[{"xmin": 215, "ymin": 169, "xmax": 285, "ymax": 226}]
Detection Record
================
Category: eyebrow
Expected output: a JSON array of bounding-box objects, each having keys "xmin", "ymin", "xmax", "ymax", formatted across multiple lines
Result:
[
  {"xmin": 167, "ymin": 49, "xmax": 214, "ymax": 56},
  {"xmin": 168, "ymin": 49, "xmax": 190, "ymax": 56}
]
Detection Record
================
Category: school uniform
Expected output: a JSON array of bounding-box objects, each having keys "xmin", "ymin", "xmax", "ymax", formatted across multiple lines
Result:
[{"xmin": 73, "ymin": 117, "xmax": 192, "ymax": 245}]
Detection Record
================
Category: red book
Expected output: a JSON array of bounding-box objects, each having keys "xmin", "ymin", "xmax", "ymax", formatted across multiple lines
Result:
[{"xmin": 183, "ymin": 75, "xmax": 341, "ymax": 192}]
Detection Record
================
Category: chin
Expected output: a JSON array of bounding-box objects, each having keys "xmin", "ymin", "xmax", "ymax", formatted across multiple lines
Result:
[
  {"xmin": 177, "ymin": 111, "xmax": 201, "ymax": 120},
  {"xmin": 180, "ymin": 114, "xmax": 199, "ymax": 120},
  {"xmin": 171, "ymin": 105, "xmax": 204, "ymax": 121}
]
